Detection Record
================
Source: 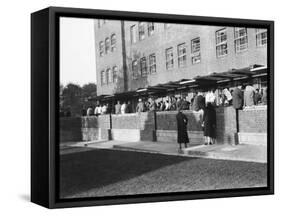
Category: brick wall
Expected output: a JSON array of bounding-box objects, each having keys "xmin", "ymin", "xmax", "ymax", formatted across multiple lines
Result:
[
  {"xmin": 215, "ymin": 106, "xmax": 237, "ymax": 145},
  {"xmin": 156, "ymin": 110, "xmax": 203, "ymax": 131},
  {"xmin": 112, "ymin": 112, "xmax": 155, "ymax": 129},
  {"xmin": 60, "ymin": 106, "xmax": 267, "ymax": 144},
  {"xmin": 238, "ymin": 106, "xmax": 267, "ymax": 133}
]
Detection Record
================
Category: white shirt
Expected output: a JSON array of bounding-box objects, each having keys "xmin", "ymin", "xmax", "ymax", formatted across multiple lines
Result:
[
  {"xmin": 224, "ymin": 88, "xmax": 232, "ymax": 101},
  {"xmin": 121, "ymin": 103, "xmax": 127, "ymax": 114},
  {"xmin": 101, "ymin": 105, "xmax": 107, "ymax": 114},
  {"xmin": 205, "ymin": 91, "xmax": 216, "ymax": 104}
]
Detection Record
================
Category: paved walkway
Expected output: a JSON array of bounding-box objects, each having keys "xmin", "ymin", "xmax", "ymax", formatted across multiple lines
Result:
[{"xmin": 61, "ymin": 140, "xmax": 267, "ymax": 163}]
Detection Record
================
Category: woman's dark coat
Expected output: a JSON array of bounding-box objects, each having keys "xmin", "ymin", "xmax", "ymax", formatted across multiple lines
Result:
[
  {"xmin": 203, "ymin": 105, "xmax": 216, "ymax": 138},
  {"xmin": 176, "ymin": 111, "xmax": 189, "ymax": 144}
]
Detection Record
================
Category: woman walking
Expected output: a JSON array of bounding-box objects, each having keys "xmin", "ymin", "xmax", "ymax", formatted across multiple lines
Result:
[
  {"xmin": 202, "ymin": 102, "xmax": 216, "ymax": 145},
  {"xmin": 176, "ymin": 107, "xmax": 189, "ymax": 153}
]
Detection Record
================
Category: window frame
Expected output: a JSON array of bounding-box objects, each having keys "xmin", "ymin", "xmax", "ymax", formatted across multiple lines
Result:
[
  {"xmin": 132, "ymin": 59, "xmax": 138, "ymax": 79},
  {"xmin": 140, "ymin": 57, "xmax": 148, "ymax": 77},
  {"xmin": 177, "ymin": 43, "xmax": 187, "ymax": 67},
  {"xmin": 191, "ymin": 37, "xmax": 201, "ymax": 64},
  {"xmin": 130, "ymin": 25, "xmax": 137, "ymax": 44},
  {"xmin": 112, "ymin": 66, "xmax": 118, "ymax": 83},
  {"xmin": 111, "ymin": 34, "xmax": 117, "ymax": 52},
  {"xmin": 99, "ymin": 41, "xmax": 104, "ymax": 57},
  {"xmin": 165, "ymin": 47, "xmax": 174, "ymax": 70},
  {"xmin": 256, "ymin": 29, "xmax": 267, "ymax": 47},
  {"xmin": 107, "ymin": 68, "xmax": 112, "ymax": 84},
  {"xmin": 138, "ymin": 22, "xmax": 145, "ymax": 41},
  {"xmin": 234, "ymin": 27, "xmax": 248, "ymax": 53},
  {"xmin": 101, "ymin": 70, "xmax": 106, "ymax": 85},
  {"xmin": 148, "ymin": 22, "xmax": 155, "ymax": 36},
  {"xmin": 215, "ymin": 28, "xmax": 228, "ymax": 58},
  {"xmin": 105, "ymin": 37, "xmax": 110, "ymax": 54},
  {"xmin": 149, "ymin": 53, "xmax": 156, "ymax": 74}
]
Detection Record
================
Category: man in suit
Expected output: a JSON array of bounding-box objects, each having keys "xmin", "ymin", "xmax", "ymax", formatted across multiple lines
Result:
[
  {"xmin": 232, "ymin": 85, "xmax": 243, "ymax": 110},
  {"xmin": 115, "ymin": 101, "xmax": 121, "ymax": 114},
  {"xmin": 232, "ymin": 85, "xmax": 244, "ymax": 132}
]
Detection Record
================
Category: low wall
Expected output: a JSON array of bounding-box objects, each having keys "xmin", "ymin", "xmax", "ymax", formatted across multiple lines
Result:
[
  {"xmin": 60, "ymin": 106, "xmax": 267, "ymax": 146},
  {"xmin": 215, "ymin": 106, "xmax": 237, "ymax": 145},
  {"xmin": 156, "ymin": 111, "xmax": 204, "ymax": 144},
  {"xmin": 60, "ymin": 115, "xmax": 111, "ymax": 142},
  {"xmin": 111, "ymin": 112, "xmax": 155, "ymax": 141},
  {"xmin": 238, "ymin": 106, "xmax": 267, "ymax": 146}
]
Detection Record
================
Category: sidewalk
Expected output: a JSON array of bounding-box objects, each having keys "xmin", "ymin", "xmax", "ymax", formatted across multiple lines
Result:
[{"xmin": 63, "ymin": 140, "xmax": 267, "ymax": 163}]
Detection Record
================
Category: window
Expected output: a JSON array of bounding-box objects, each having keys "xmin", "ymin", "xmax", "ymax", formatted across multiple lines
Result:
[
  {"xmin": 130, "ymin": 25, "xmax": 137, "ymax": 44},
  {"xmin": 164, "ymin": 23, "xmax": 171, "ymax": 29},
  {"xmin": 256, "ymin": 29, "xmax": 267, "ymax": 47},
  {"xmin": 105, "ymin": 69, "xmax": 110, "ymax": 84},
  {"xmin": 140, "ymin": 57, "xmax": 147, "ymax": 77},
  {"xmin": 191, "ymin": 37, "xmax": 201, "ymax": 64},
  {"xmin": 177, "ymin": 43, "xmax": 187, "ymax": 67},
  {"xmin": 234, "ymin": 27, "xmax": 248, "ymax": 52},
  {"xmin": 107, "ymin": 68, "xmax": 112, "ymax": 83},
  {"xmin": 113, "ymin": 66, "xmax": 118, "ymax": 83},
  {"xmin": 101, "ymin": 70, "xmax": 106, "ymax": 85},
  {"xmin": 216, "ymin": 28, "xmax": 228, "ymax": 57},
  {"xmin": 111, "ymin": 34, "xmax": 116, "ymax": 52},
  {"xmin": 148, "ymin": 22, "xmax": 155, "ymax": 36},
  {"xmin": 149, "ymin": 54, "xmax": 156, "ymax": 74},
  {"xmin": 132, "ymin": 60, "xmax": 138, "ymax": 78},
  {"xmin": 105, "ymin": 38, "xmax": 110, "ymax": 54},
  {"xmin": 166, "ymin": 47, "xmax": 174, "ymax": 70},
  {"xmin": 139, "ymin": 22, "xmax": 145, "ymax": 41},
  {"xmin": 99, "ymin": 41, "xmax": 104, "ymax": 57}
]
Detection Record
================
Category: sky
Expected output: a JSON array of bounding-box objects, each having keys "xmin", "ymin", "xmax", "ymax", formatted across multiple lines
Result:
[{"xmin": 60, "ymin": 17, "xmax": 96, "ymax": 86}]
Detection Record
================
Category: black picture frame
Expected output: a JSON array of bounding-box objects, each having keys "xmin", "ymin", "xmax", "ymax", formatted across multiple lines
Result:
[{"xmin": 31, "ymin": 6, "xmax": 274, "ymax": 209}]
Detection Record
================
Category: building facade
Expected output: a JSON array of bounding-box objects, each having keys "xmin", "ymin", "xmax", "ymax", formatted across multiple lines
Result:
[{"xmin": 95, "ymin": 19, "xmax": 267, "ymax": 96}]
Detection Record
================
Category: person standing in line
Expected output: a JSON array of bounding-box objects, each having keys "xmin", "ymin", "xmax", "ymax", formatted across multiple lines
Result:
[
  {"xmin": 126, "ymin": 101, "xmax": 132, "ymax": 113},
  {"xmin": 101, "ymin": 103, "xmax": 107, "ymax": 114},
  {"xmin": 176, "ymin": 106, "xmax": 189, "ymax": 153},
  {"xmin": 121, "ymin": 101, "xmax": 127, "ymax": 114},
  {"xmin": 254, "ymin": 88, "xmax": 262, "ymax": 105},
  {"xmin": 232, "ymin": 85, "xmax": 244, "ymax": 132},
  {"xmin": 192, "ymin": 92, "xmax": 199, "ymax": 111},
  {"xmin": 149, "ymin": 98, "xmax": 156, "ymax": 111},
  {"xmin": 244, "ymin": 83, "xmax": 255, "ymax": 107},
  {"xmin": 197, "ymin": 93, "xmax": 206, "ymax": 111},
  {"xmin": 223, "ymin": 87, "xmax": 232, "ymax": 106},
  {"xmin": 115, "ymin": 101, "xmax": 121, "ymax": 114},
  {"xmin": 181, "ymin": 97, "xmax": 189, "ymax": 110},
  {"xmin": 205, "ymin": 89, "xmax": 216, "ymax": 106},
  {"xmin": 176, "ymin": 97, "xmax": 183, "ymax": 110},
  {"xmin": 261, "ymin": 87, "xmax": 267, "ymax": 105},
  {"xmin": 164, "ymin": 100, "xmax": 170, "ymax": 111},
  {"xmin": 136, "ymin": 98, "xmax": 144, "ymax": 113},
  {"xmin": 86, "ymin": 106, "xmax": 94, "ymax": 116},
  {"xmin": 202, "ymin": 102, "xmax": 216, "ymax": 145}
]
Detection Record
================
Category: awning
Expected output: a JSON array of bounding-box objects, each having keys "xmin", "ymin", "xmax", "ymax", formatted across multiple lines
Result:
[{"xmin": 96, "ymin": 64, "xmax": 267, "ymax": 101}]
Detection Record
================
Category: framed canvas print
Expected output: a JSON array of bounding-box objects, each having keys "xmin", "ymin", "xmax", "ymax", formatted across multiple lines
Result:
[{"xmin": 31, "ymin": 6, "xmax": 274, "ymax": 208}]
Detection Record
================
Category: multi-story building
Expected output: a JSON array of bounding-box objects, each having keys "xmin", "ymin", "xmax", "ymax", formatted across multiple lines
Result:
[{"xmin": 94, "ymin": 19, "xmax": 267, "ymax": 97}]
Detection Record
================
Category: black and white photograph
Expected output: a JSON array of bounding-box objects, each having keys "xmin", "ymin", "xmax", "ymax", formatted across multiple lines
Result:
[{"xmin": 59, "ymin": 16, "xmax": 270, "ymax": 200}]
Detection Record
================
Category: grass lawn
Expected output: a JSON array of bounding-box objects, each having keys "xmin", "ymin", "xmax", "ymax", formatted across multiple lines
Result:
[{"xmin": 60, "ymin": 148, "xmax": 267, "ymax": 198}]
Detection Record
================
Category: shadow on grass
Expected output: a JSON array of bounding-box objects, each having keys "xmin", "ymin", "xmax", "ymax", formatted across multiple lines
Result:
[{"xmin": 60, "ymin": 148, "xmax": 194, "ymax": 198}]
